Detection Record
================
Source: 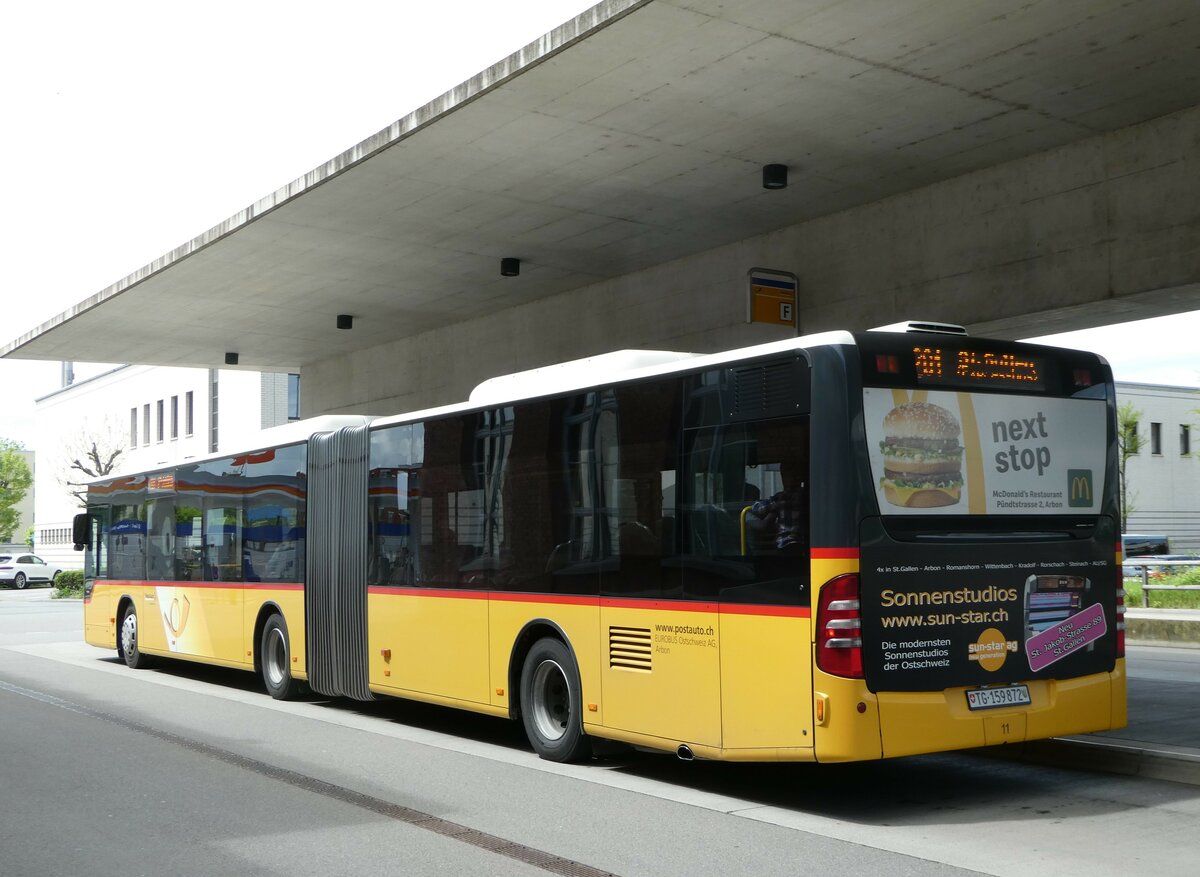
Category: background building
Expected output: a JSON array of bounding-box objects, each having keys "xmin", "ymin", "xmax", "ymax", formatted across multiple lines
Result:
[
  {"xmin": 1118, "ymin": 381, "xmax": 1200, "ymax": 550},
  {"xmin": 32, "ymin": 365, "xmax": 299, "ymax": 570}
]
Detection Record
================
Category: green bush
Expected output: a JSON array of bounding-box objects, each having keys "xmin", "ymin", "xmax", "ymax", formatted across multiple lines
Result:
[{"xmin": 53, "ymin": 570, "xmax": 86, "ymax": 599}]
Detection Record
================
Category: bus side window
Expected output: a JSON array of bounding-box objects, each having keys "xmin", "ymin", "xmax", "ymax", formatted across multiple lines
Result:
[
  {"xmin": 681, "ymin": 417, "xmax": 810, "ymax": 603},
  {"xmin": 598, "ymin": 380, "xmax": 683, "ymax": 600},
  {"xmin": 146, "ymin": 498, "xmax": 175, "ymax": 582}
]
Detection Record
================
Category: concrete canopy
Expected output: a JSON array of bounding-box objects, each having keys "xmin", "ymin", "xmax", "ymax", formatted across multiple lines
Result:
[{"xmin": 6, "ymin": 0, "xmax": 1200, "ymax": 370}]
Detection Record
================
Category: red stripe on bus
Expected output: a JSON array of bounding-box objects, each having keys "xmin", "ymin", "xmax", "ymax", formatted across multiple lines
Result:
[
  {"xmin": 365, "ymin": 588, "xmax": 804, "ymax": 617},
  {"xmin": 494, "ymin": 592, "xmax": 600, "ymax": 607},
  {"xmin": 367, "ymin": 586, "xmax": 492, "ymax": 600},
  {"xmin": 719, "ymin": 604, "xmax": 811, "ymax": 618},
  {"xmin": 92, "ymin": 579, "xmax": 302, "ymax": 591},
  {"xmin": 91, "ymin": 581, "xmax": 807, "ymax": 617},
  {"xmin": 600, "ymin": 597, "xmax": 717, "ymax": 613},
  {"xmin": 811, "ymin": 548, "xmax": 859, "ymax": 559}
]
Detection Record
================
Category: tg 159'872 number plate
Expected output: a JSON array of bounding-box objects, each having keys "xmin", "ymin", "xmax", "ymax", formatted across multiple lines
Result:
[{"xmin": 965, "ymin": 684, "xmax": 1031, "ymax": 711}]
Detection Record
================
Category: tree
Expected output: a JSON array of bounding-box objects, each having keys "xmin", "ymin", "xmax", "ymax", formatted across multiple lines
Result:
[
  {"xmin": 60, "ymin": 422, "xmax": 126, "ymax": 508},
  {"xmin": 0, "ymin": 438, "xmax": 34, "ymax": 542},
  {"xmin": 1116, "ymin": 401, "xmax": 1142, "ymax": 533}
]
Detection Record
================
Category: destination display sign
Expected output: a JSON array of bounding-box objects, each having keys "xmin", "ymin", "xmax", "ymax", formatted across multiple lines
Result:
[{"xmin": 911, "ymin": 345, "xmax": 1045, "ymax": 390}]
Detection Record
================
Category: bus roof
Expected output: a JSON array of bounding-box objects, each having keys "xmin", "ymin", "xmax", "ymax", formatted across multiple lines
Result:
[
  {"xmin": 96, "ymin": 326, "xmax": 1106, "ymax": 481},
  {"xmin": 101, "ymin": 414, "xmax": 375, "ymax": 482},
  {"xmin": 371, "ymin": 330, "xmax": 858, "ymax": 430}
]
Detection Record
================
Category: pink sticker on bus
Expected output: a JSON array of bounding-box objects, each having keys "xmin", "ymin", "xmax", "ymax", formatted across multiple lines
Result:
[{"xmin": 1026, "ymin": 603, "xmax": 1107, "ymax": 673}]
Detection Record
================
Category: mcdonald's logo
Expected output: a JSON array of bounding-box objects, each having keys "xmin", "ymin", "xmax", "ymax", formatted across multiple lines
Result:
[{"xmin": 1067, "ymin": 470, "xmax": 1093, "ymax": 507}]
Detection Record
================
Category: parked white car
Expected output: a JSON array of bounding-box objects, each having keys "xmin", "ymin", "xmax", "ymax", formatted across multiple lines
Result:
[{"xmin": 0, "ymin": 554, "xmax": 63, "ymax": 589}]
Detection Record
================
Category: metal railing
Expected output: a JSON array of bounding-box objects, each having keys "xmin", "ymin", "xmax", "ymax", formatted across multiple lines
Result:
[{"xmin": 1122, "ymin": 558, "xmax": 1200, "ymax": 607}]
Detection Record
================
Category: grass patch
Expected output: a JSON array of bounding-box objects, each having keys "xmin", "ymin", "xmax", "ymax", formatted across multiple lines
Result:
[{"xmin": 1125, "ymin": 565, "xmax": 1200, "ymax": 609}]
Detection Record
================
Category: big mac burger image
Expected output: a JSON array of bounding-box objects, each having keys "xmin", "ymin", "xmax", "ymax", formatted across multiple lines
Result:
[{"xmin": 879, "ymin": 401, "xmax": 964, "ymax": 508}]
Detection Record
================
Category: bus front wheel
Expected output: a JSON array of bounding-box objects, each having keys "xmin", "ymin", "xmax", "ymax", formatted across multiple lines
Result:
[
  {"xmin": 260, "ymin": 613, "xmax": 299, "ymax": 700},
  {"xmin": 519, "ymin": 638, "xmax": 590, "ymax": 763},
  {"xmin": 118, "ymin": 605, "xmax": 150, "ymax": 669}
]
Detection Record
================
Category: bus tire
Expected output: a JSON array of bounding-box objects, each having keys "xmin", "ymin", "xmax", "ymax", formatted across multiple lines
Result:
[
  {"xmin": 118, "ymin": 605, "xmax": 150, "ymax": 669},
  {"xmin": 519, "ymin": 637, "xmax": 590, "ymax": 763},
  {"xmin": 260, "ymin": 613, "xmax": 299, "ymax": 700}
]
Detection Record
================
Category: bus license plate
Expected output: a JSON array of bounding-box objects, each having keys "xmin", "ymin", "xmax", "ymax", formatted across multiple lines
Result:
[{"xmin": 965, "ymin": 685, "xmax": 1030, "ymax": 711}]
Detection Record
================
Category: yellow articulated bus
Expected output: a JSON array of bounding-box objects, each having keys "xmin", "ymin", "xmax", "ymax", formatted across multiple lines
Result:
[{"xmin": 74, "ymin": 322, "xmax": 1126, "ymax": 763}]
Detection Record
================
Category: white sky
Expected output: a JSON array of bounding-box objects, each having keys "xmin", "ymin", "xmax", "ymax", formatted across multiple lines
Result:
[
  {"xmin": 0, "ymin": 0, "xmax": 598, "ymax": 446},
  {"xmin": 2, "ymin": 1, "xmax": 1198, "ymax": 449}
]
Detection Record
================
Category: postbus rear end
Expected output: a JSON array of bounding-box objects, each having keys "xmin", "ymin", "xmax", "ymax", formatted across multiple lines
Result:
[{"xmin": 808, "ymin": 327, "xmax": 1125, "ymax": 761}]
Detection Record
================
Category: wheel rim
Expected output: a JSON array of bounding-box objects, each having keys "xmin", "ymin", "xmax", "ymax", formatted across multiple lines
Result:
[
  {"xmin": 530, "ymin": 659, "xmax": 571, "ymax": 742},
  {"xmin": 264, "ymin": 627, "xmax": 287, "ymax": 686},
  {"xmin": 15, "ymin": 573, "xmax": 26, "ymax": 589},
  {"xmin": 120, "ymin": 612, "xmax": 137, "ymax": 658}
]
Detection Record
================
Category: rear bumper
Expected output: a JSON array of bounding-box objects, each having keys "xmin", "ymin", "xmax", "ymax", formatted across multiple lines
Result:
[{"xmin": 876, "ymin": 659, "xmax": 1127, "ymax": 758}]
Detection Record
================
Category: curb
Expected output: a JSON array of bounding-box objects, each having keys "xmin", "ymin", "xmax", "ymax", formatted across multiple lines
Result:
[
  {"xmin": 1124, "ymin": 620, "xmax": 1200, "ymax": 648},
  {"xmin": 984, "ymin": 735, "xmax": 1200, "ymax": 787}
]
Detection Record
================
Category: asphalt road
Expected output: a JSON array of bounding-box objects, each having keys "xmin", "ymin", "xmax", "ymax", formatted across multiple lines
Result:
[{"xmin": 2, "ymin": 591, "xmax": 1198, "ymax": 877}]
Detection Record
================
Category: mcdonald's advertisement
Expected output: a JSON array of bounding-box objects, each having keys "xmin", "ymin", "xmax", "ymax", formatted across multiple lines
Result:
[{"xmin": 862, "ymin": 389, "xmax": 1107, "ymax": 515}]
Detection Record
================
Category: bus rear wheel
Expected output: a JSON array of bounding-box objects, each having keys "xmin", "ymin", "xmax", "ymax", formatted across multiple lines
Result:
[
  {"xmin": 118, "ymin": 605, "xmax": 150, "ymax": 669},
  {"xmin": 260, "ymin": 613, "xmax": 299, "ymax": 700},
  {"xmin": 519, "ymin": 638, "xmax": 590, "ymax": 763}
]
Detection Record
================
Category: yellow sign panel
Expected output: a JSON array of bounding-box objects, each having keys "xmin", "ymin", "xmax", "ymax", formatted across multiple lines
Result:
[{"xmin": 747, "ymin": 270, "xmax": 797, "ymax": 327}]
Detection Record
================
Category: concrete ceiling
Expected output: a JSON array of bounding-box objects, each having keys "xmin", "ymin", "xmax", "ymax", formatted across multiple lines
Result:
[{"xmin": 6, "ymin": 0, "xmax": 1200, "ymax": 369}]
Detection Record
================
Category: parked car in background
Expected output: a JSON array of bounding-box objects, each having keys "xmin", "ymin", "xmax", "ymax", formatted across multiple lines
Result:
[{"xmin": 0, "ymin": 554, "xmax": 63, "ymax": 589}]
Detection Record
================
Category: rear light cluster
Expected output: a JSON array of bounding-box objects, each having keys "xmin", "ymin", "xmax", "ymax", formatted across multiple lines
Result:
[
  {"xmin": 816, "ymin": 573, "xmax": 864, "ymax": 678},
  {"xmin": 1115, "ymin": 585, "xmax": 1125, "ymax": 658}
]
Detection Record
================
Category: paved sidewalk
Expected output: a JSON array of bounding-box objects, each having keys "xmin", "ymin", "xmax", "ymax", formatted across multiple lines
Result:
[{"xmin": 1002, "ymin": 616, "xmax": 1200, "ymax": 785}]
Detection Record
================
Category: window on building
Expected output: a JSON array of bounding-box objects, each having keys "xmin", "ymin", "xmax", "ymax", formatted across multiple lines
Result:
[
  {"xmin": 171, "ymin": 395, "xmax": 179, "ymax": 439},
  {"xmin": 288, "ymin": 374, "xmax": 300, "ymax": 421},
  {"xmin": 1182, "ymin": 424, "xmax": 1191, "ymax": 456},
  {"xmin": 185, "ymin": 391, "xmax": 194, "ymax": 437},
  {"xmin": 130, "ymin": 407, "xmax": 138, "ymax": 448},
  {"xmin": 156, "ymin": 400, "xmax": 164, "ymax": 442},
  {"xmin": 1151, "ymin": 422, "xmax": 1162, "ymax": 456},
  {"xmin": 143, "ymin": 404, "xmax": 150, "ymax": 447}
]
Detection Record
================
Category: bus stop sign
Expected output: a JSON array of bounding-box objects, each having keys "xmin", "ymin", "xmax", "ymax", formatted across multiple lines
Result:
[{"xmin": 747, "ymin": 268, "xmax": 798, "ymax": 328}]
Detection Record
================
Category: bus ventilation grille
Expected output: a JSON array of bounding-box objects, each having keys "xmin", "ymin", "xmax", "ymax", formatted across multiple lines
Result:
[
  {"xmin": 609, "ymin": 626, "xmax": 652, "ymax": 672},
  {"xmin": 728, "ymin": 359, "xmax": 801, "ymax": 420}
]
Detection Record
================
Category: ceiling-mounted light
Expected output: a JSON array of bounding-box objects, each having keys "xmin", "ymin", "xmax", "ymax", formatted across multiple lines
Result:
[
  {"xmin": 762, "ymin": 163, "xmax": 788, "ymax": 190},
  {"xmin": 337, "ymin": 314, "xmax": 353, "ymax": 330},
  {"xmin": 500, "ymin": 257, "xmax": 520, "ymax": 277},
  {"xmin": 225, "ymin": 352, "xmax": 239, "ymax": 365}
]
